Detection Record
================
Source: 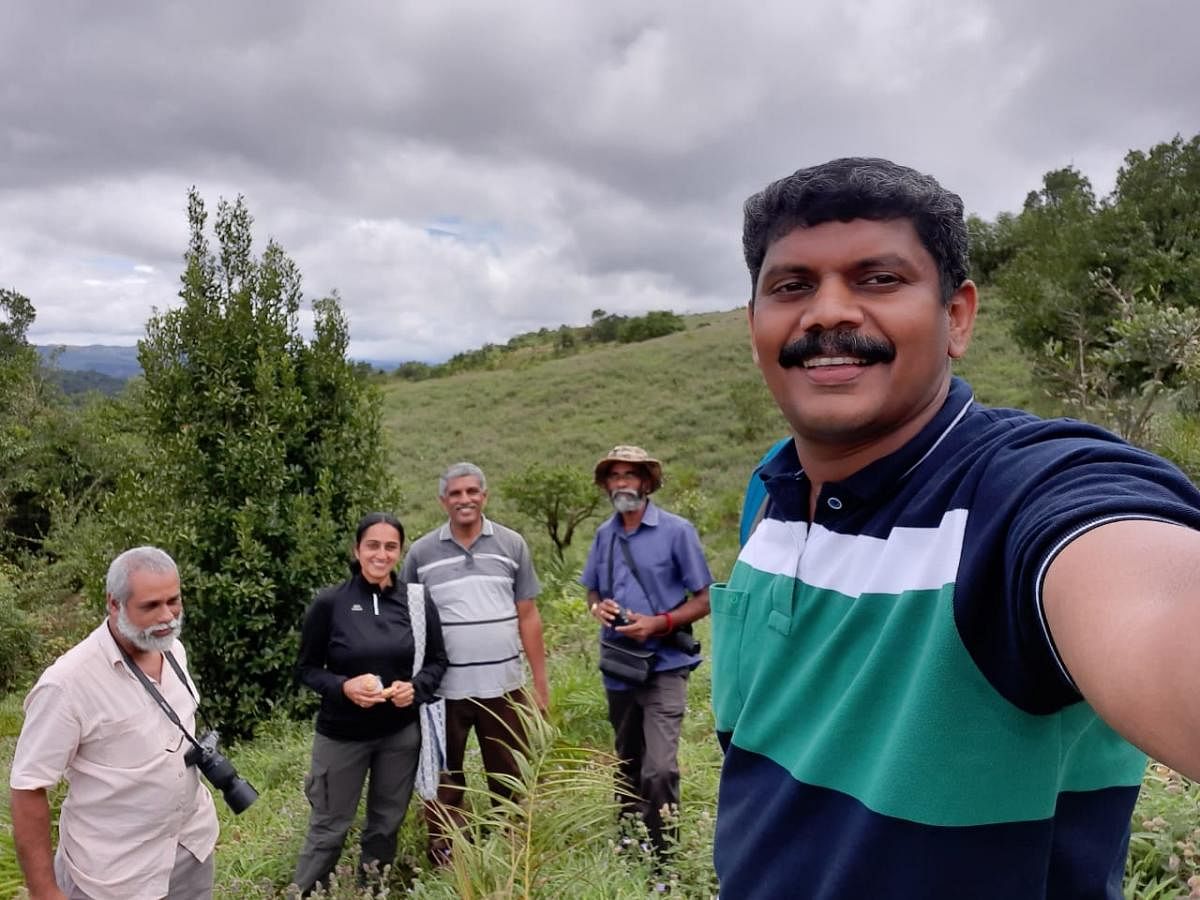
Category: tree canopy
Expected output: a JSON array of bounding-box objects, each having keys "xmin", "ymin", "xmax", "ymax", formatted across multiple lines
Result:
[
  {"xmin": 977, "ymin": 133, "xmax": 1200, "ymax": 445},
  {"xmin": 112, "ymin": 189, "xmax": 399, "ymax": 736}
]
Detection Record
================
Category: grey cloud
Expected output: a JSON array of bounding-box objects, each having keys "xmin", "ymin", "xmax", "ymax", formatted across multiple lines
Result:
[{"xmin": 3, "ymin": 0, "xmax": 1197, "ymax": 359}]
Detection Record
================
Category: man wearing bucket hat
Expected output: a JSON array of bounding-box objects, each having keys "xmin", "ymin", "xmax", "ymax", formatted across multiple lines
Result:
[{"xmin": 581, "ymin": 445, "xmax": 712, "ymax": 857}]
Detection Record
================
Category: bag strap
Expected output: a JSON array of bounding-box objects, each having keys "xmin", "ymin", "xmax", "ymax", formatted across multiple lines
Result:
[
  {"xmin": 407, "ymin": 583, "xmax": 426, "ymax": 675},
  {"xmin": 115, "ymin": 641, "xmax": 204, "ymax": 754},
  {"xmin": 617, "ymin": 537, "xmax": 662, "ymax": 612},
  {"xmin": 605, "ymin": 531, "xmax": 616, "ymax": 599},
  {"xmin": 605, "ymin": 529, "xmax": 673, "ymax": 616},
  {"xmin": 740, "ymin": 436, "xmax": 791, "ymax": 546}
]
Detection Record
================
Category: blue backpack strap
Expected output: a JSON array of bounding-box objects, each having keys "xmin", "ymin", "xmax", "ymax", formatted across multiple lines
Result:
[{"xmin": 739, "ymin": 437, "xmax": 791, "ymax": 547}]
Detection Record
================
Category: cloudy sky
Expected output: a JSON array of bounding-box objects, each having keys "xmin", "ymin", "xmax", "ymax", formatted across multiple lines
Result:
[{"xmin": 3, "ymin": 1, "xmax": 1197, "ymax": 363}]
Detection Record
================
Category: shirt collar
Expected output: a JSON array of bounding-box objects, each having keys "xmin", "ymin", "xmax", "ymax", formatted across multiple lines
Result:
[
  {"xmin": 96, "ymin": 618, "xmax": 127, "ymax": 668},
  {"xmin": 438, "ymin": 515, "xmax": 495, "ymax": 542},
  {"xmin": 606, "ymin": 498, "xmax": 659, "ymax": 530},
  {"xmin": 95, "ymin": 618, "xmax": 163, "ymax": 682},
  {"xmin": 760, "ymin": 376, "xmax": 976, "ymax": 516}
]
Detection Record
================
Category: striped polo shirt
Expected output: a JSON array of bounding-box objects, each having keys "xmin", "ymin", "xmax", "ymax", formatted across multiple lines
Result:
[
  {"xmin": 401, "ymin": 517, "xmax": 540, "ymax": 700},
  {"xmin": 712, "ymin": 377, "xmax": 1200, "ymax": 899}
]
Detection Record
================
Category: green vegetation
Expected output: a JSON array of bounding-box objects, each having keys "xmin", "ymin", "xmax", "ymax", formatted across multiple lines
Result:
[
  {"xmin": 393, "ymin": 309, "xmax": 687, "ymax": 381},
  {"xmin": 501, "ymin": 465, "xmax": 604, "ymax": 562},
  {"xmin": 974, "ymin": 133, "xmax": 1200, "ymax": 449},
  {"xmin": 3, "ymin": 133, "xmax": 1200, "ymax": 898},
  {"xmin": 378, "ymin": 301, "xmax": 1032, "ymax": 577},
  {"xmin": 127, "ymin": 190, "xmax": 399, "ymax": 737}
]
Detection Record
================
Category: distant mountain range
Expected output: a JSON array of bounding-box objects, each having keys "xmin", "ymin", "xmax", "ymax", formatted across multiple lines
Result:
[
  {"xmin": 37, "ymin": 344, "xmax": 143, "ymax": 379},
  {"xmin": 36, "ymin": 344, "xmax": 403, "ymax": 383}
]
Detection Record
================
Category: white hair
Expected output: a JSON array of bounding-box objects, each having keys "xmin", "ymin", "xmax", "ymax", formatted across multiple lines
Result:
[
  {"xmin": 438, "ymin": 462, "xmax": 487, "ymax": 497},
  {"xmin": 106, "ymin": 546, "xmax": 178, "ymax": 606}
]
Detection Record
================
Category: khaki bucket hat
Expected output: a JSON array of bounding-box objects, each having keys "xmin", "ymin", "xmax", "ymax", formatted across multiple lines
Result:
[{"xmin": 593, "ymin": 445, "xmax": 663, "ymax": 494}]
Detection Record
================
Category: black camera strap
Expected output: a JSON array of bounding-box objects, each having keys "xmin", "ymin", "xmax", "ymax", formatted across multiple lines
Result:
[
  {"xmin": 113, "ymin": 634, "xmax": 204, "ymax": 754},
  {"xmin": 607, "ymin": 532, "xmax": 660, "ymax": 612},
  {"xmin": 606, "ymin": 532, "xmax": 691, "ymax": 627}
]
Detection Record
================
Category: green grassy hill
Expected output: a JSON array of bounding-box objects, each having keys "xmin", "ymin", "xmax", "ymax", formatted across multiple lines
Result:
[{"xmin": 379, "ymin": 298, "xmax": 1041, "ymax": 577}]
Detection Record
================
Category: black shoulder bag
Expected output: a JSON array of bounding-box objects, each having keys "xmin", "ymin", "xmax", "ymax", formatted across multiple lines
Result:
[{"xmin": 597, "ymin": 534, "xmax": 657, "ymax": 685}]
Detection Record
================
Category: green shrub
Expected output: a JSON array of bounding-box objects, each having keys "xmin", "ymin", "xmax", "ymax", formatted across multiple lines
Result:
[
  {"xmin": 95, "ymin": 191, "xmax": 399, "ymax": 738},
  {"xmin": 0, "ymin": 564, "xmax": 37, "ymax": 693},
  {"xmin": 617, "ymin": 310, "xmax": 686, "ymax": 344}
]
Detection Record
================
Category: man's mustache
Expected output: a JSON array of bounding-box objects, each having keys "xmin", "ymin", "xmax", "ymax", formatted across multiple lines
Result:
[{"xmin": 778, "ymin": 330, "xmax": 896, "ymax": 368}]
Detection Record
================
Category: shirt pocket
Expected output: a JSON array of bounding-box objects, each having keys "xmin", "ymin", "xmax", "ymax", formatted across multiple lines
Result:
[
  {"xmin": 80, "ymin": 713, "xmax": 167, "ymax": 770},
  {"xmin": 709, "ymin": 583, "xmax": 747, "ymax": 731}
]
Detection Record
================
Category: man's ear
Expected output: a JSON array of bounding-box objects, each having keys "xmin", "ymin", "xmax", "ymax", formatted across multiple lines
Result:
[
  {"xmin": 947, "ymin": 280, "xmax": 978, "ymax": 360},
  {"xmin": 747, "ymin": 303, "xmax": 760, "ymax": 365}
]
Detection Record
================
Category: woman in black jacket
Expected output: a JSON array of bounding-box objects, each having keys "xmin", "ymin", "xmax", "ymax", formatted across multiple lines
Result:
[{"xmin": 292, "ymin": 512, "xmax": 447, "ymax": 894}]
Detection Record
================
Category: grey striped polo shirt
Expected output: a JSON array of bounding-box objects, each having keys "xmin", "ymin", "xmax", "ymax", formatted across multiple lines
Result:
[{"xmin": 400, "ymin": 517, "xmax": 540, "ymax": 700}]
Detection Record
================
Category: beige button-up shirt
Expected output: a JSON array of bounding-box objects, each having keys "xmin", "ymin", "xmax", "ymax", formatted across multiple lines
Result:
[{"xmin": 10, "ymin": 621, "xmax": 219, "ymax": 900}]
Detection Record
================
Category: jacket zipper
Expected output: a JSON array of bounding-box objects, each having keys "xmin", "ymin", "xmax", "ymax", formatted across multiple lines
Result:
[{"xmin": 373, "ymin": 592, "xmax": 379, "ymax": 616}]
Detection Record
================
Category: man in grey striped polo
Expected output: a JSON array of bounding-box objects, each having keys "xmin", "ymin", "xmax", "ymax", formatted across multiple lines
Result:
[{"xmin": 400, "ymin": 461, "xmax": 548, "ymax": 864}]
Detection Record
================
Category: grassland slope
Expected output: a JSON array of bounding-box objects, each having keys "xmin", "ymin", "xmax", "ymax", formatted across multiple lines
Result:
[{"xmin": 378, "ymin": 300, "xmax": 1039, "ymax": 576}]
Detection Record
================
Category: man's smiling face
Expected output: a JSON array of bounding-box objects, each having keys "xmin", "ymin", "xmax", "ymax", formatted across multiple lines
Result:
[
  {"xmin": 440, "ymin": 474, "xmax": 487, "ymax": 530},
  {"xmin": 749, "ymin": 217, "xmax": 976, "ymax": 455}
]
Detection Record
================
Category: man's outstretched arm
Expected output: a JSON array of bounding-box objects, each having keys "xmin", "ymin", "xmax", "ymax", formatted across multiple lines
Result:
[
  {"xmin": 11, "ymin": 787, "xmax": 66, "ymax": 900},
  {"xmin": 1044, "ymin": 517, "xmax": 1200, "ymax": 778}
]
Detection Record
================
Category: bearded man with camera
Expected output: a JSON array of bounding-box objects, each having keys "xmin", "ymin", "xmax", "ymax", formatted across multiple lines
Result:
[
  {"xmin": 9, "ymin": 546, "xmax": 228, "ymax": 900},
  {"xmin": 582, "ymin": 445, "xmax": 713, "ymax": 859}
]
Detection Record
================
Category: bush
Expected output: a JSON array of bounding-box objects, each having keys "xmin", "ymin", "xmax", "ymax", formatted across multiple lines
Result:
[
  {"xmin": 94, "ymin": 190, "xmax": 399, "ymax": 738},
  {"xmin": 502, "ymin": 464, "xmax": 604, "ymax": 562},
  {"xmin": 0, "ymin": 564, "xmax": 37, "ymax": 693},
  {"xmin": 617, "ymin": 310, "xmax": 686, "ymax": 344}
]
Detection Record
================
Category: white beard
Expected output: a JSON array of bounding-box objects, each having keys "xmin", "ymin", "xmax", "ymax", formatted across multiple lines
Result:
[
  {"xmin": 117, "ymin": 604, "xmax": 183, "ymax": 653},
  {"xmin": 610, "ymin": 490, "xmax": 645, "ymax": 514}
]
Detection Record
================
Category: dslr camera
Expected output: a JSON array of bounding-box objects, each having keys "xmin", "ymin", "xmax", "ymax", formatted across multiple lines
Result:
[{"xmin": 185, "ymin": 730, "xmax": 259, "ymax": 814}]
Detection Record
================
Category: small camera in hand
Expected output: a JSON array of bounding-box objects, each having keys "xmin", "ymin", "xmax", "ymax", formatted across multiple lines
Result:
[
  {"xmin": 610, "ymin": 607, "xmax": 633, "ymax": 627},
  {"xmin": 185, "ymin": 730, "xmax": 259, "ymax": 814}
]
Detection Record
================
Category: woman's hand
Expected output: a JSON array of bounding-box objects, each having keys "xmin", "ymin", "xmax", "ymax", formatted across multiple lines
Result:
[
  {"xmin": 342, "ymin": 673, "xmax": 387, "ymax": 708},
  {"xmin": 386, "ymin": 680, "xmax": 415, "ymax": 707}
]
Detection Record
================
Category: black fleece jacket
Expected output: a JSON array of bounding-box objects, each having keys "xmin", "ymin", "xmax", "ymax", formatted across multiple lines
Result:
[{"xmin": 296, "ymin": 571, "xmax": 448, "ymax": 741}]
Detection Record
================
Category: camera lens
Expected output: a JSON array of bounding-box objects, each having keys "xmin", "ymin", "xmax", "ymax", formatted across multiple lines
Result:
[
  {"xmin": 185, "ymin": 731, "xmax": 259, "ymax": 814},
  {"xmin": 222, "ymin": 776, "xmax": 259, "ymax": 815}
]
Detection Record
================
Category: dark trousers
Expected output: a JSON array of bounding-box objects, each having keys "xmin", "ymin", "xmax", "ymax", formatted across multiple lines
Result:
[
  {"xmin": 292, "ymin": 724, "xmax": 420, "ymax": 893},
  {"xmin": 425, "ymin": 690, "xmax": 532, "ymax": 852},
  {"xmin": 606, "ymin": 669, "xmax": 688, "ymax": 855}
]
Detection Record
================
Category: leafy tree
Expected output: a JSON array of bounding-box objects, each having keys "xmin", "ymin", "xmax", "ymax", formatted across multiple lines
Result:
[
  {"xmin": 117, "ymin": 189, "xmax": 397, "ymax": 737},
  {"xmin": 997, "ymin": 166, "xmax": 1108, "ymax": 353},
  {"xmin": 502, "ymin": 464, "xmax": 604, "ymax": 562},
  {"xmin": 394, "ymin": 360, "xmax": 435, "ymax": 381},
  {"xmin": 1103, "ymin": 134, "xmax": 1200, "ymax": 314},
  {"xmin": 586, "ymin": 311, "xmax": 626, "ymax": 343},
  {"xmin": 1038, "ymin": 275, "xmax": 1200, "ymax": 443},
  {"xmin": 617, "ymin": 310, "xmax": 686, "ymax": 343},
  {"xmin": 0, "ymin": 290, "xmax": 39, "ymax": 543},
  {"xmin": 966, "ymin": 212, "xmax": 1017, "ymax": 284},
  {"xmin": 0, "ymin": 289, "xmax": 98, "ymax": 558},
  {"xmin": 992, "ymin": 135, "xmax": 1200, "ymax": 442},
  {"xmin": 554, "ymin": 324, "xmax": 577, "ymax": 353}
]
